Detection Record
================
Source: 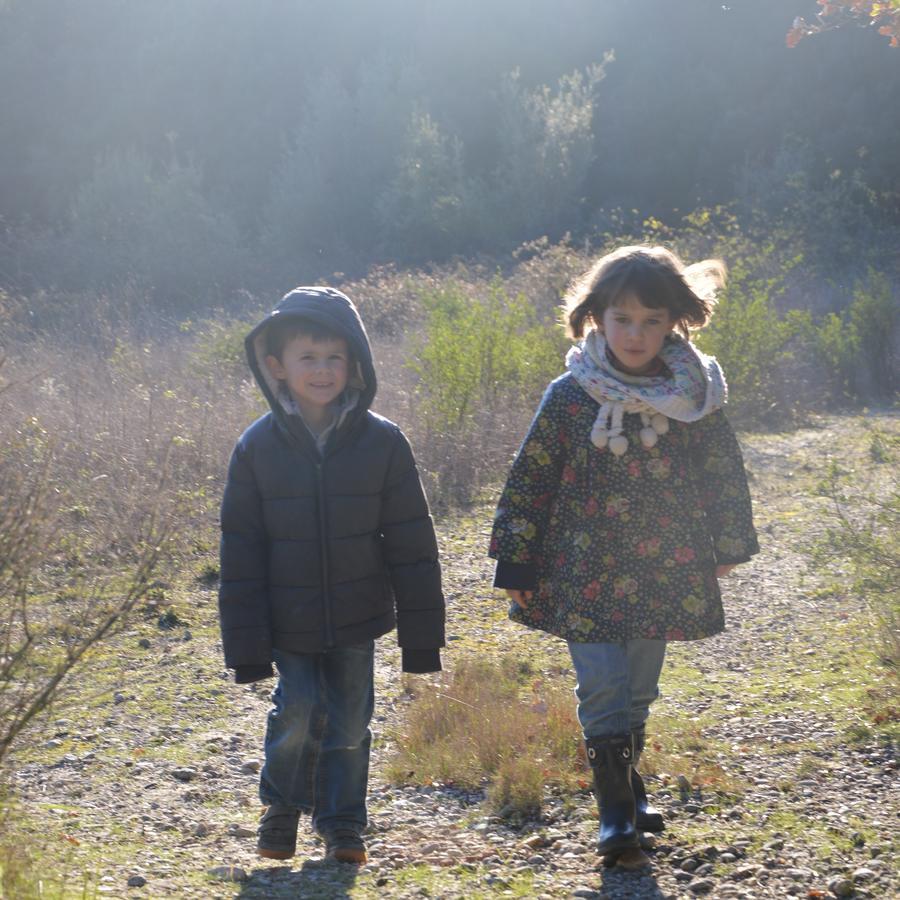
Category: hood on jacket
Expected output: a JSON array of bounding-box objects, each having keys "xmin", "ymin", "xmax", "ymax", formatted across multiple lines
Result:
[{"xmin": 245, "ymin": 286, "xmax": 377, "ymax": 428}]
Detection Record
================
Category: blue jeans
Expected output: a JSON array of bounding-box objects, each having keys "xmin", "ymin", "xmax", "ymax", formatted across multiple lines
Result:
[
  {"xmin": 259, "ymin": 642, "xmax": 374, "ymax": 836},
  {"xmin": 567, "ymin": 639, "xmax": 667, "ymax": 738}
]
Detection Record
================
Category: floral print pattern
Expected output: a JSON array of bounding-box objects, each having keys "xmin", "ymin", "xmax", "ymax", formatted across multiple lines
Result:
[{"xmin": 489, "ymin": 374, "xmax": 759, "ymax": 643}]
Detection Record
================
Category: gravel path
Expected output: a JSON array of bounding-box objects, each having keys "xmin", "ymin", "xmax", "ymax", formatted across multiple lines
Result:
[{"xmin": 10, "ymin": 415, "xmax": 898, "ymax": 898}]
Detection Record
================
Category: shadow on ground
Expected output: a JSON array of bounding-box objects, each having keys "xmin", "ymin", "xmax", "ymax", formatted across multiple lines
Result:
[
  {"xmin": 237, "ymin": 858, "xmax": 360, "ymax": 898},
  {"xmin": 599, "ymin": 863, "xmax": 668, "ymax": 899}
]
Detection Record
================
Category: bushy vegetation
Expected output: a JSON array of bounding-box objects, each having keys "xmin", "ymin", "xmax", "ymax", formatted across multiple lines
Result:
[
  {"xmin": 814, "ymin": 428, "xmax": 900, "ymax": 689},
  {"xmin": 2, "ymin": 2, "xmax": 900, "ymax": 308},
  {"xmin": 408, "ymin": 278, "xmax": 568, "ymax": 506}
]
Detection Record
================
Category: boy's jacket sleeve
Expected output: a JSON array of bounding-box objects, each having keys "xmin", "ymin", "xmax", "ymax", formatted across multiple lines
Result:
[
  {"xmin": 380, "ymin": 429, "xmax": 445, "ymax": 652},
  {"xmin": 489, "ymin": 382, "xmax": 567, "ymax": 587},
  {"xmin": 218, "ymin": 441, "xmax": 273, "ymax": 668},
  {"xmin": 689, "ymin": 409, "xmax": 760, "ymax": 565}
]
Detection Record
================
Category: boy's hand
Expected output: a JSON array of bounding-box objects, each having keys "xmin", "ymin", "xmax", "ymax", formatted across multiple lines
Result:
[
  {"xmin": 715, "ymin": 564, "xmax": 738, "ymax": 578},
  {"xmin": 233, "ymin": 664, "xmax": 275, "ymax": 684},
  {"xmin": 506, "ymin": 589, "xmax": 533, "ymax": 608}
]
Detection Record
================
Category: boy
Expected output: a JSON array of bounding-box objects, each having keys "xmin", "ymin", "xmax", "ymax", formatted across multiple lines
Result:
[{"xmin": 218, "ymin": 286, "xmax": 445, "ymax": 864}]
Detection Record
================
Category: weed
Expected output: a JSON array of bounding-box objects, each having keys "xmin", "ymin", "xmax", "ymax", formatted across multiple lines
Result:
[{"xmin": 388, "ymin": 654, "xmax": 580, "ymax": 819}]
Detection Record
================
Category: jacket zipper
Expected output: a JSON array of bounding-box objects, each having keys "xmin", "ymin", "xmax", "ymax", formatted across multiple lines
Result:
[{"xmin": 315, "ymin": 461, "xmax": 334, "ymax": 648}]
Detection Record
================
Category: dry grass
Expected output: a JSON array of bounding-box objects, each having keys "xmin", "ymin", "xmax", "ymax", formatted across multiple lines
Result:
[{"xmin": 386, "ymin": 655, "xmax": 583, "ymax": 819}]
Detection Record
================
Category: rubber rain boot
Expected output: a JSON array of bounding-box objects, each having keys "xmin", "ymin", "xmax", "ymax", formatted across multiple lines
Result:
[
  {"xmin": 632, "ymin": 726, "xmax": 665, "ymax": 833},
  {"xmin": 585, "ymin": 733, "xmax": 640, "ymax": 859}
]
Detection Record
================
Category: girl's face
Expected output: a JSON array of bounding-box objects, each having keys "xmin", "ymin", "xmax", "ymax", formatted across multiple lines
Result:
[{"xmin": 598, "ymin": 293, "xmax": 675, "ymax": 375}]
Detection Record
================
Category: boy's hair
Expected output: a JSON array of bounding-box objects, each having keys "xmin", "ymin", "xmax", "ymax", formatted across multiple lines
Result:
[
  {"xmin": 265, "ymin": 316, "xmax": 347, "ymax": 360},
  {"xmin": 563, "ymin": 245, "xmax": 726, "ymax": 340}
]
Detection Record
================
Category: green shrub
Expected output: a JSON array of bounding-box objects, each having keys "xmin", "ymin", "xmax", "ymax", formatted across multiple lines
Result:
[
  {"xmin": 694, "ymin": 267, "xmax": 812, "ymax": 426},
  {"xmin": 817, "ymin": 271, "xmax": 898, "ymax": 403},
  {"xmin": 408, "ymin": 277, "xmax": 567, "ymax": 505},
  {"xmin": 411, "ymin": 277, "xmax": 565, "ymax": 433}
]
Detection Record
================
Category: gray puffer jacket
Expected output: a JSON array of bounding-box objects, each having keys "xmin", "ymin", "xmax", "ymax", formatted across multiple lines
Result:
[{"xmin": 218, "ymin": 287, "xmax": 445, "ymax": 681}]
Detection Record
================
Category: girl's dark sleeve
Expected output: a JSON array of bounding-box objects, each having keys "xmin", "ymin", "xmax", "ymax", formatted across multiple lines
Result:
[
  {"xmin": 218, "ymin": 440, "xmax": 274, "ymax": 680},
  {"xmin": 690, "ymin": 409, "xmax": 760, "ymax": 565},
  {"xmin": 489, "ymin": 381, "xmax": 568, "ymax": 589},
  {"xmin": 380, "ymin": 427, "xmax": 445, "ymax": 673}
]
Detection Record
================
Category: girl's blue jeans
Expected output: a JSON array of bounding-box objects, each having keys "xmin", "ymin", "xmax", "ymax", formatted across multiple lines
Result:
[
  {"xmin": 259, "ymin": 642, "xmax": 374, "ymax": 836},
  {"xmin": 567, "ymin": 639, "xmax": 667, "ymax": 738}
]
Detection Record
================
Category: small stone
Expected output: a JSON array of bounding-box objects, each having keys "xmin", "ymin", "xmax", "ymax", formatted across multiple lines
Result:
[
  {"xmin": 138, "ymin": 638, "xmax": 151, "ymax": 649},
  {"xmin": 556, "ymin": 840, "xmax": 587, "ymax": 855},
  {"xmin": 207, "ymin": 866, "xmax": 248, "ymax": 883},
  {"xmin": 688, "ymin": 879, "xmax": 715, "ymax": 894},
  {"xmin": 193, "ymin": 822, "xmax": 212, "ymax": 837},
  {"xmin": 172, "ymin": 767, "xmax": 198, "ymax": 782},
  {"xmin": 852, "ymin": 868, "xmax": 876, "ymax": 883},
  {"xmin": 240, "ymin": 759, "xmax": 261, "ymax": 774},
  {"xmin": 227, "ymin": 824, "xmax": 256, "ymax": 838},
  {"xmin": 114, "ymin": 692, "xmax": 127, "ymax": 704},
  {"xmin": 732, "ymin": 865, "xmax": 759, "ymax": 881},
  {"xmin": 126, "ymin": 875, "xmax": 147, "ymax": 887},
  {"xmin": 571, "ymin": 888, "xmax": 601, "ymax": 899},
  {"xmin": 639, "ymin": 832, "xmax": 657, "ymax": 850},
  {"xmin": 786, "ymin": 867, "xmax": 813, "ymax": 881},
  {"xmin": 720, "ymin": 852, "xmax": 738, "ymax": 862},
  {"xmin": 827, "ymin": 876, "xmax": 854, "ymax": 897},
  {"xmin": 522, "ymin": 833, "xmax": 546, "ymax": 849},
  {"xmin": 681, "ymin": 857, "xmax": 700, "ymax": 872}
]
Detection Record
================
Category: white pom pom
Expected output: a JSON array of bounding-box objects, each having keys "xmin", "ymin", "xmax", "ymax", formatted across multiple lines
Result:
[
  {"xmin": 651, "ymin": 413, "xmax": 669, "ymax": 434},
  {"xmin": 640, "ymin": 427, "xmax": 658, "ymax": 448},
  {"xmin": 609, "ymin": 435, "xmax": 628, "ymax": 456},
  {"xmin": 591, "ymin": 427, "xmax": 608, "ymax": 449}
]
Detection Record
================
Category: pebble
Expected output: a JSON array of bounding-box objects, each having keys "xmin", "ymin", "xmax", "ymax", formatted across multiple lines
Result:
[
  {"xmin": 207, "ymin": 865, "xmax": 248, "ymax": 882},
  {"xmin": 571, "ymin": 888, "xmax": 601, "ymax": 899},
  {"xmin": 171, "ymin": 767, "xmax": 197, "ymax": 782},
  {"xmin": 688, "ymin": 878, "xmax": 716, "ymax": 894},
  {"xmin": 126, "ymin": 875, "xmax": 146, "ymax": 887},
  {"xmin": 828, "ymin": 876, "xmax": 855, "ymax": 897}
]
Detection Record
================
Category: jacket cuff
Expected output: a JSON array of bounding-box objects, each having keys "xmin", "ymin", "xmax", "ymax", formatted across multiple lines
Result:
[
  {"xmin": 715, "ymin": 553, "xmax": 753, "ymax": 565},
  {"xmin": 493, "ymin": 560, "xmax": 536, "ymax": 590},
  {"xmin": 402, "ymin": 648, "xmax": 441, "ymax": 674},
  {"xmin": 234, "ymin": 664, "xmax": 275, "ymax": 684}
]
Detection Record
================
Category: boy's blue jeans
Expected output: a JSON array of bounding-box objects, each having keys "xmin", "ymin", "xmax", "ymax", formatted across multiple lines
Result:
[
  {"xmin": 567, "ymin": 639, "xmax": 667, "ymax": 738},
  {"xmin": 259, "ymin": 642, "xmax": 374, "ymax": 836}
]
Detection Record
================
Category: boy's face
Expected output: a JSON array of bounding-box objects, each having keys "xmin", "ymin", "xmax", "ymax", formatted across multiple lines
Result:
[
  {"xmin": 598, "ymin": 293, "xmax": 674, "ymax": 375},
  {"xmin": 265, "ymin": 334, "xmax": 350, "ymax": 420}
]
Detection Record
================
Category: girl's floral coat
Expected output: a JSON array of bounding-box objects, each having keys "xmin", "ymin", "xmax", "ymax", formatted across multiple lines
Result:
[{"xmin": 489, "ymin": 374, "xmax": 759, "ymax": 643}]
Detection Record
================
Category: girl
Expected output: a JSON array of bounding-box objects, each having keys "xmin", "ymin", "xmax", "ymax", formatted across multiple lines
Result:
[{"xmin": 489, "ymin": 245, "xmax": 758, "ymax": 867}]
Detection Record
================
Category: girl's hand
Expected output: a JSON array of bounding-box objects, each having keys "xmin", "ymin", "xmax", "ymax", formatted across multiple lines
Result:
[
  {"xmin": 716, "ymin": 564, "xmax": 738, "ymax": 578},
  {"xmin": 506, "ymin": 589, "xmax": 533, "ymax": 608}
]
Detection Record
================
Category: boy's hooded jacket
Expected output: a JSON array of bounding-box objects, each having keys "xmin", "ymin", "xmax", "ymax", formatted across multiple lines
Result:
[{"xmin": 218, "ymin": 287, "xmax": 444, "ymax": 679}]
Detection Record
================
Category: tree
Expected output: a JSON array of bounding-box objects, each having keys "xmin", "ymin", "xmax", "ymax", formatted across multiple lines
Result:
[{"xmin": 787, "ymin": 1, "xmax": 900, "ymax": 48}]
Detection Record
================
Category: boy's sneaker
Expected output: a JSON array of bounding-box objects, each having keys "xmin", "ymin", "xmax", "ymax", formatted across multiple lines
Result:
[
  {"xmin": 257, "ymin": 804, "xmax": 300, "ymax": 859},
  {"xmin": 323, "ymin": 828, "xmax": 367, "ymax": 864}
]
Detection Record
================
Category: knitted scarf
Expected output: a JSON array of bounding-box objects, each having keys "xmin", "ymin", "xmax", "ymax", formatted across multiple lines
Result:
[{"xmin": 565, "ymin": 330, "xmax": 727, "ymax": 455}]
